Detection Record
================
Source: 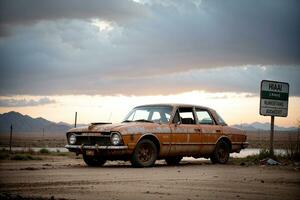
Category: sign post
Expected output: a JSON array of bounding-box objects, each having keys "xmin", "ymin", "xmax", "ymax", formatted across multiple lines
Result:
[
  {"xmin": 9, "ymin": 124, "xmax": 13, "ymax": 154},
  {"xmin": 74, "ymin": 112, "xmax": 77, "ymax": 128},
  {"xmin": 260, "ymin": 80, "xmax": 289, "ymax": 156}
]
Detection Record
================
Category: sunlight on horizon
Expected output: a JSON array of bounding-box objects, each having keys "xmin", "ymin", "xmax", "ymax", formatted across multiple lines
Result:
[{"xmin": 0, "ymin": 91, "xmax": 299, "ymax": 127}]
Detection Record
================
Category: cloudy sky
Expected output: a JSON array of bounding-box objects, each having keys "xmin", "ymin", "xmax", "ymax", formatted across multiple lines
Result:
[{"xmin": 0, "ymin": 0, "xmax": 299, "ymax": 127}]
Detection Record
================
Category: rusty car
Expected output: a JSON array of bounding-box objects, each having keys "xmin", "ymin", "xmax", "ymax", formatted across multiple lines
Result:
[{"xmin": 65, "ymin": 104, "xmax": 248, "ymax": 167}]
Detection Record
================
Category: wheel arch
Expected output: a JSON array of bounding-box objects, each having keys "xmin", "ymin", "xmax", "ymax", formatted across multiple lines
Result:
[
  {"xmin": 136, "ymin": 133, "xmax": 161, "ymax": 154},
  {"xmin": 216, "ymin": 136, "xmax": 232, "ymax": 152}
]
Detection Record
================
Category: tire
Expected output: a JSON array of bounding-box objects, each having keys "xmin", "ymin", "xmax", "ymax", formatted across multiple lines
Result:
[
  {"xmin": 210, "ymin": 140, "xmax": 230, "ymax": 164},
  {"xmin": 131, "ymin": 139, "xmax": 157, "ymax": 168},
  {"xmin": 165, "ymin": 157, "xmax": 182, "ymax": 165},
  {"xmin": 82, "ymin": 154, "xmax": 106, "ymax": 167}
]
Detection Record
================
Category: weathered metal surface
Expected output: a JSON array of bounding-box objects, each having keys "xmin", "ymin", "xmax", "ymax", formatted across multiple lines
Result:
[{"xmin": 66, "ymin": 103, "xmax": 247, "ymax": 159}]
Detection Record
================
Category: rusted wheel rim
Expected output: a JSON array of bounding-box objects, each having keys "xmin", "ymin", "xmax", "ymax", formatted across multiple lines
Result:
[{"xmin": 137, "ymin": 143, "xmax": 153, "ymax": 163}]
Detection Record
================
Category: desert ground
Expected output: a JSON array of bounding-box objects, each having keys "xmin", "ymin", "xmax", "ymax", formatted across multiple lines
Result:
[
  {"xmin": 0, "ymin": 155, "xmax": 300, "ymax": 200},
  {"xmin": 0, "ymin": 131, "xmax": 299, "ymax": 200}
]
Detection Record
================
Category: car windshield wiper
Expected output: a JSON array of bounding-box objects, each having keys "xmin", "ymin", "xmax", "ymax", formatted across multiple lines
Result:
[
  {"xmin": 134, "ymin": 119, "xmax": 154, "ymax": 123},
  {"xmin": 122, "ymin": 120, "xmax": 132, "ymax": 123}
]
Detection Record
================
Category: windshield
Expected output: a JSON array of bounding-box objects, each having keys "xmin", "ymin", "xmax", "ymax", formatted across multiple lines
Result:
[{"xmin": 123, "ymin": 106, "xmax": 173, "ymax": 123}]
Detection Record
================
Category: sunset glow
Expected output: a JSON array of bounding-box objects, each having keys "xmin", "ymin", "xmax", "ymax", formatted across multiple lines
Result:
[{"xmin": 1, "ymin": 91, "xmax": 299, "ymax": 127}]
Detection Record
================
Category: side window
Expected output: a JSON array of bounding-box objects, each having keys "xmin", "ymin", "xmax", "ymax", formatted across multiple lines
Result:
[
  {"xmin": 196, "ymin": 110, "xmax": 214, "ymax": 125},
  {"xmin": 216, "ymin": 112, "xmax": 227, "ymax": 125},
  {"xmin": 177, "ymin": 108, "xmax": 195, "ymax": 124}
]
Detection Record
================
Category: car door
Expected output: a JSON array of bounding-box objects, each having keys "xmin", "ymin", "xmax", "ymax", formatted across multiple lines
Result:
[
  {"xmin": 169, "ymin": 107, "xmax": 201, "ymax": 156},
  {"xmin": 194, "ymin": 108, "xmax": 223, "ymax": 154}
]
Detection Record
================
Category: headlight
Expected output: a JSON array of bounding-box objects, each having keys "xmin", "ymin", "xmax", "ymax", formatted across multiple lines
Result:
[
  {"xmin": 111, "ymin": 132, "xmax": 122, "ymax": 145},
  {"xmin": 69, "ymin": 134, "xmax": 76, "ymax": 144}
]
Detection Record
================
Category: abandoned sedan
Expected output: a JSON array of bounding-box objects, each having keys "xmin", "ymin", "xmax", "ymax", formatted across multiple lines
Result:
[{"xmin": 65, "ymin": 104, "xmax": 248, "ymax": 167}]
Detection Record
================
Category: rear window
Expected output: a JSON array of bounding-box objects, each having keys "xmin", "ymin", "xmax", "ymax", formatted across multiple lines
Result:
[{"xmin": 215, "ymin": 112, "xmax": 227, "ymax": 126}]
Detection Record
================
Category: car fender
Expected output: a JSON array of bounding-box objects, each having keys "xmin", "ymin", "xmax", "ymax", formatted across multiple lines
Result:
[
  {"xmin": 136, "ymin": 133, "xmax": 161, "ymax": 152},
  {"xmin": 215, "ymin": 136, "xmax": 232, "ymax": 151}
]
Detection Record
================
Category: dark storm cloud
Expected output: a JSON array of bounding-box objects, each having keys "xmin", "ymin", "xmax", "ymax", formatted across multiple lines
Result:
[
  {"xmin": 0, "ymin": 0, "xmax": 146, "ymax": 25},
  {"xmin": 0, "ymin": 0, "xmax": 299, "ymax": 96},
  {"xmin": 0, "ymin": 97, "xmax": 56, "ymax": 107}
]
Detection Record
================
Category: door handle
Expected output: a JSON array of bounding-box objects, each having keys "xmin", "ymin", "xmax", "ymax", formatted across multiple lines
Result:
[
  {"xmin": 194, "ymin": 128, "xmax": 202, "ymax": 132},
  {"xmin": 216, "ymin": 130, "xmax": 221, "ymax": 133}
]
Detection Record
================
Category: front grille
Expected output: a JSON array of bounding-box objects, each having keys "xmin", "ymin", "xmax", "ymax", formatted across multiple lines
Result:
[{"xmin": 75, "ymin": 136, "xmax": 111, "ymax": 146}]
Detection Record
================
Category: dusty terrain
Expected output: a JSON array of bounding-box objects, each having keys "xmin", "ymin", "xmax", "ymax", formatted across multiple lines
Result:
[{"xmin": 0, "ymin": 156, "xmax": 299, "ymax": 200}]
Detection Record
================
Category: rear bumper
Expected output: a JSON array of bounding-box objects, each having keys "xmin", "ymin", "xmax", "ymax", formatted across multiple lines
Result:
[
  {"xmin": 231, "ymin": 142, "xmax": 249, "ymax": 153},
  {"xmin": 242, "ymin": 142, "xmax": 249, "ymax": 149}
]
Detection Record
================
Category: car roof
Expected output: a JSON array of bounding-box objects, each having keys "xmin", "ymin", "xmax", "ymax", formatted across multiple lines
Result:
[{"xmin": 134, "ymin": 103, "xmax": 215, "ymax": 111}]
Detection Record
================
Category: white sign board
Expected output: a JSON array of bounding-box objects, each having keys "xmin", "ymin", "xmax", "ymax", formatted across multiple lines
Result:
[{"xmin": 260, "ymin": 80, "xmax": 289, "ymax": 117}]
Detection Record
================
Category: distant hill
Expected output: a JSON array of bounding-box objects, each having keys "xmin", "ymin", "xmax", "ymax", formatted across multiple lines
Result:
[
  {"xmin": 232, "ymin": 122, "xmax": 298, "ymax": 131},
  {"xmin": 0, "ymin": 111, "xmax": 72, "ymax": 133}
]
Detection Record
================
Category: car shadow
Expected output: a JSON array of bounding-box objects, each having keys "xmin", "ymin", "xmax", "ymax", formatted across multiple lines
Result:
[{"xmin": 98, "ymin": 159, "xmax": 213, "ymax": 168}]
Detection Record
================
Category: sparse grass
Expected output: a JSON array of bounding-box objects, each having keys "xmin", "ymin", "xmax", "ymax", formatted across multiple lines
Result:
[
  {"xmin": 230, "ymin": 148, "xmax": 299, "ymax": 166},
  {"xmin": 284, "ymin": 134, "xmax": 300, "ymax": 161},
  {"xmin": 39, "ymin": 148, "xmax": 50, "ymax": 154},
  {"xmin": 11, "ymin": 154, "xmax": 42, "ymax": 160},
  {"xmin": 0, "ymin": 148, "xmax": 71, "ymax": 160},
  {"xmin": 0, "ymin": 150, "xmax": 42, "ymax": 160},
  {"xmin": 0, "ymin": 150, "xmax": 10, "ymax": 160}
]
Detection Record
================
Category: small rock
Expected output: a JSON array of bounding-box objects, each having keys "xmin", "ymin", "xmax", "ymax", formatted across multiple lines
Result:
[{"xmin": 261, "ymin": 180, "xmax": 265, "ymax": 183}]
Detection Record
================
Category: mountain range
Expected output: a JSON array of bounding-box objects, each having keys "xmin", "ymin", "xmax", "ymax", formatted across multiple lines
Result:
[
  {"xmin": 0, "ymin": 111, "xmax": 73, "ymax": 133},
  {"xmin": 0, "ymin": 111, "xmax": 298, "ymax": 133},
  {"xmin": 232, "ymin": 122, "xmax": 298, "ymax": 131}
]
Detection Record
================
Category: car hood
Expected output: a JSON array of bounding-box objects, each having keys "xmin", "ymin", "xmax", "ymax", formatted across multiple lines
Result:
[{"xmin": 67, "ymin": 122, "xmax": 168, "ymax": 135}]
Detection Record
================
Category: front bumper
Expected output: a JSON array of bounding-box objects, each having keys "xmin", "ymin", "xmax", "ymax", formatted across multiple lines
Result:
[
  {"xmin": 65, "ymin": 144, "xmax": 130, "ymax": 157},
  {"xmin": 65, "ymin": 144, "xmax": 128, "ymax": 151}
]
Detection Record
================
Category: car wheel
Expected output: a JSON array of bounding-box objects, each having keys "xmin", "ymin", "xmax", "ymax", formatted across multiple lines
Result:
[
  {"xmin": 82, "ymin": 154, "xmax": 106, "ymax": 167},
  {"xmin": 210, "ymin": 140, "xmax": 230, "ymax": 164},
  {"xmin": 165, "ymin": 157, "xmax": 182, "ymax": 165},
  {"xmin": 131, "ymin": 139, "xmax": 157, "ymax": 167}
]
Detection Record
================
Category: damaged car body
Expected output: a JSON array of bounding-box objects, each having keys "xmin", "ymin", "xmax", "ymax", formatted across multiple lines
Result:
[{"xmin": 65, "ymin": 104, "xmax": 248, "ymax": 167}]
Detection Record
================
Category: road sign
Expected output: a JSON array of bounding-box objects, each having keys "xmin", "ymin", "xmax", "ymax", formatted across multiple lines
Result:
[{"xmin": 260, "ymin": 80, "xmax": 289, "ymax": 117}]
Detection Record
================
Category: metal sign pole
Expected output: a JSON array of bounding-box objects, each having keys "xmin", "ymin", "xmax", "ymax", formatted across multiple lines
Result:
[
  {"xmin": 270, "ymin": 116, "xmax": 274, "ymax": 156},
  {"xmin": 9, "ymin": 124, "xmax": 13, "ymax": 154},
  {"xmin": 74, "ymin": 112, "xmax": 77, "ymax": 128}
]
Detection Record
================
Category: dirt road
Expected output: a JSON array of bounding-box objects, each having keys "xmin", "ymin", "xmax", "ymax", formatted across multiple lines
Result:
[{"xmin": 0, "ymin": 156, "xmax": 299, "ymax": 200}]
